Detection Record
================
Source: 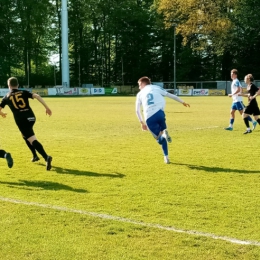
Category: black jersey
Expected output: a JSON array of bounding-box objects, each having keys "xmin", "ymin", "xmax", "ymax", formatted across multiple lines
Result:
[
  {"xmin": 247, "ymin": 83, "xmax": 259, "ymax": 106},
  {"xmin": 0, "ymin": 89, "xmax": 35, "ymax": 122}
]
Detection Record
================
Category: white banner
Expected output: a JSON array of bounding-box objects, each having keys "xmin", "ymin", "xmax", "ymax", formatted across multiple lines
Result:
[
  {"xmin": 48, "ymin": 88, "xmax": 57, "ymax": 96},
  {"xmin": 178, "ymin": 89, "xmax": 192, "ymax": 96},
  {"xmin": 91, "ymin": 88, "xmax": 105, "ymax": 95},
  {"xmin": 193, "ymin": 89, "xmax": 209, "ymax": 96},
  {"xmin": 48, "ymin": 87, "xmax": 104, "ymax": 96},
  {"xmin": 53, "ymin": 86, "xmax": 64, "ymax": 95},
  {"xmin": 63, "ymin": 88, "xmax": 78, "ymax": 95},
  {"xmin": 48, "ymin": 87, "xmax": 78, "ymax": 95},
  {"xmin": 79, "ymin": 88, "xmax": 91, "ymax": 95}
]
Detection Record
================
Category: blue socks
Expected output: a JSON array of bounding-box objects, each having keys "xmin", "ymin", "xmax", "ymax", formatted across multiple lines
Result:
[{"xmin": 157, "ymin": 136, "xmax": 168, "ymax": 156}]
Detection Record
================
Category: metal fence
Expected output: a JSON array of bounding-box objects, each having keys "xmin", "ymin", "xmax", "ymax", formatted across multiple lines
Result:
[{"xmin": 1, "ymin": 80, "xmax": 259, "ymax": 95}]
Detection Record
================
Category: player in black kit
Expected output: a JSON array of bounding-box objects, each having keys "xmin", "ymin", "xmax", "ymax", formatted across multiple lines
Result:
[
  {"xmin": 239, "ymin": 74, "xmax": 260, "ymax": 134},
  {"xmin": 0, "ymin": 77, "xmax": 52, "ymax": 170}
]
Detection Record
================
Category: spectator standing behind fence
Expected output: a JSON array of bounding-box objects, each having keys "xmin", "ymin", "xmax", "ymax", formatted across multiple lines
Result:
[
  {"xmin": 238, "ymin": 74, "xmax": 260, "ymax": 134},
  {"xmin": 0, "ymin": 77, "xmax": 52, "ymax": 170},
  {"xmin": 224, "ymin": 69, "xmax": 257, "ymax": 131}
]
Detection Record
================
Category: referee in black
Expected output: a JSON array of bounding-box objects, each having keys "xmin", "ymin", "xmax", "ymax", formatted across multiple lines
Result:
[
  {"xmin": 239, "ymin": 74, "xmax": 260, "ymax": 134},
  {"xmin": 0, "ymin": 77, "xmax": 52, "ymax": 170}
]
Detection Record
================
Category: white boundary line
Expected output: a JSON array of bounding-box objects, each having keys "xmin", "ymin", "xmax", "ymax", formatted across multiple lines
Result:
[
  {"xmin": 1, "ymin": 196, "xmax": 260, "ymax": 246},
  {"xmin": 175, "ymin": 126, "xmax": 219, "ymax": 131},
  {"xmin": 194, "ymin": 126, "xmax": 219, "ymax": 130}
]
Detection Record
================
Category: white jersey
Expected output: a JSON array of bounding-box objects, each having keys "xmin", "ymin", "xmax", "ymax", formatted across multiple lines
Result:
[
  {"xmin": 231, "ymin": 78, "xmax": 242, "ymax": 102},
  {"xmin": 135, "ymin": 84, "xmax": 183, "ymax": 121}
]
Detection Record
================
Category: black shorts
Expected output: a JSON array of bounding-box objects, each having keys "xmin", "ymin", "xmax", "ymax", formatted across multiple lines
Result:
[
  {"xmin": 244, "ymin": 104, "xmax": 260, "ymax": 116},
  {"xmin": 16, "ymin": 117, "xmax": 36, "ymax": 139}
]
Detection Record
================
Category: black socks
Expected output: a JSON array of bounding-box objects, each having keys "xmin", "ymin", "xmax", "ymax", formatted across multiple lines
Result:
[
  {"xmin": 24, "ymin": 137, "xmax": 37, "ymax": 157},
  {"xmin": 32, "ymin": 140, "xmax": 48, "ymax": 161},
  {"xmin": 243, "ymin": 117, "xmax": 250, "ymax": 128}
]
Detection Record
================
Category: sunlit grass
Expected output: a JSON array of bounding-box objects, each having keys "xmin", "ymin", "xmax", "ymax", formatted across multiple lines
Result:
[{"xmin": 0, "ymin": 96, "xmax": 260, "ymax": 259}]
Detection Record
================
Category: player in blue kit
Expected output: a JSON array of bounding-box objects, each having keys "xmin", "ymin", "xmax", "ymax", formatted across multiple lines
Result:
[
  {"xmin": 224, "ymin": 69, "xmax": 256, "ymax": 131},
  {"xmin": 135, "ymin": 76, "xmax": 190, "ymax": 164}
]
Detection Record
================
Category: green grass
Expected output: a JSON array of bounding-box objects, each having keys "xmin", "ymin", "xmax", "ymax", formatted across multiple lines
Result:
[{"xmin": 0, "ymin": 96, "xmax": 260, "ymax": 259}]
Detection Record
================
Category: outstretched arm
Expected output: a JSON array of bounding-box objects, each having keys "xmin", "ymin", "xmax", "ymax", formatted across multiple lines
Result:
[
  {"xmin": 165, "ymin": 92, "xmax": 190, "ymax": 107},
  {"xmin": 32, "ymin": 93, "xmax": 52, "ymax": 116}
]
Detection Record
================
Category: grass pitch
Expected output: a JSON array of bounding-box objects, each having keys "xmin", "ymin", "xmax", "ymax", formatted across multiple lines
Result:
[{"xmin": 0, "ymin": 96, "xmax": 260, "ymax": 259}]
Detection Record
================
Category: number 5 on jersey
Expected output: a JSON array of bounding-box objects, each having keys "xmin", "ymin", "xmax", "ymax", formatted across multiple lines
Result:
[{"xmin": 10, "ymin": 93, "xmax": 26, "ymax": 109}]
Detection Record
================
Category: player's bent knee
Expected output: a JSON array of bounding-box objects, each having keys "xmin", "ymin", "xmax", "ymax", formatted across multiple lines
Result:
[{"xmin": 157, "ymin": 136, "xmax": 166, "ymax": 145}]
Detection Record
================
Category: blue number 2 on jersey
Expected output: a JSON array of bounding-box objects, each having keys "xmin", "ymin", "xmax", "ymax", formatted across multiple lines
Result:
[{"xmin": 147, "ymin": 93, "xmax": 154, "ymax": 105}]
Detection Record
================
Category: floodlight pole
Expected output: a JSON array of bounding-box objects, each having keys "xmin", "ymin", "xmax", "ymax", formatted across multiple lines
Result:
[
  {"xmin": 27, "ymin": 50, "xmax": 30, "ymax": 88},
  {"xmin": 61, "ymin": 0, "xmax": 70, "ymax": 87},
  {"xmin": 101, "ymin": 57, "xmax": 104, "ymax": 87},
  {"xmin": 54, "ymin": 65, "xmax": 56, "ymax": 86},
  {"xmin": 78, "ymin": 55, "xmax": 81, "ymax": 87},
  {"xmin": 121, "ymin": 56, "xmax": 124, "ymax": 86},
  {"xmin": 173, "ymin": 24, "xmax": 176, "ymax": 94}
]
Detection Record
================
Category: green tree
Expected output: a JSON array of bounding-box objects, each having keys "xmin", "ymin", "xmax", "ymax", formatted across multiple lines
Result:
[
  {"xmin": 154, "ymin": 0, "xmax": 236, "ymax": 80},
  {"xmin": 228, "ymin": 0, "xmax": 260, "ymax": 78}
]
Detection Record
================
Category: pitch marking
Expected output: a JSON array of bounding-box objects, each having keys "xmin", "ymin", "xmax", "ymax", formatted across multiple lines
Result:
[
  {"xmin": 0, "ymin": 196, "xmax": 260, "ymax": 246},
  {"xmin": 194, "ymin": 126, "xmax": 219, "ymax": 130}
]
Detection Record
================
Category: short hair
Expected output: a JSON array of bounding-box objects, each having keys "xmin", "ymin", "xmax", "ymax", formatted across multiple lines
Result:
[
  {"xmin": 8, "ymin": 77, "xmax": 19, "ymax": 87},
  {"xmin": 231, "ymin": 69, "xmax": 238, "ymax": 75},
  {"xmin": 245, "ymin": 74, "xmax": 254, "ymax": 82},
  {"xmin": 138, "ymin": 76, "xmax": 151, "ymax": 85}
]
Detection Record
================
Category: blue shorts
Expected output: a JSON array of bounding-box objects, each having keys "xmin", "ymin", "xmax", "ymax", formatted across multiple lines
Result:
[
  {"xmin": 231, "ymin": 101, "xmax": 245, "ymax": 111},
  {"xmin": 146, "ymin": 110, "xmax": 167, "ymax": 138}
]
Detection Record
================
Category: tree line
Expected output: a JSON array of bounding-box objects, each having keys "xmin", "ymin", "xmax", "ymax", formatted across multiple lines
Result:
[{"xmin": 0, "ymin": 0, "xmax": 259, "ymax": 88}]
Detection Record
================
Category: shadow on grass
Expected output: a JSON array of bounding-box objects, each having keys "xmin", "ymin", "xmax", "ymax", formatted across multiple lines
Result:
[
  {"xmin": 37, "ymin": 163, "xmax": 125, "ymax": 178},
  {"xmin": 0, "ymin": 180, "xmax": 87, "ymax": 193},
  {"xmin": 172, "ymin": 162, "xmax": 260, "ymax": 174}
]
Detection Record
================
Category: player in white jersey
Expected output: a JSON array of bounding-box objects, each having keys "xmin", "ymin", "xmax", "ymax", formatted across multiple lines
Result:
[
  {"xmin": 136, "ymin": 76, "xmax": 190, "ymax": 164},
  {"xmin": 224, "ymin": 69, "xmax": 256, "ymax": 131}
]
